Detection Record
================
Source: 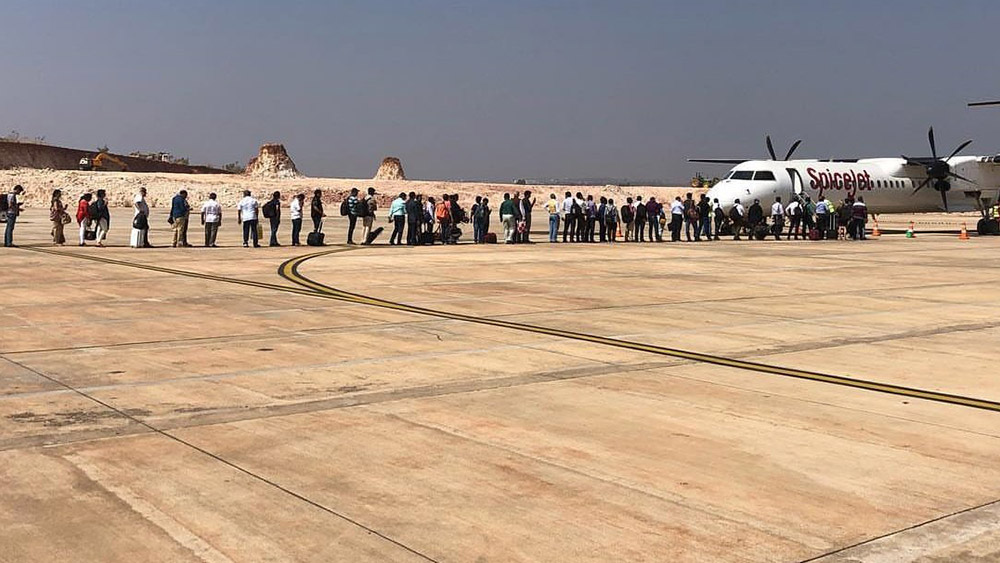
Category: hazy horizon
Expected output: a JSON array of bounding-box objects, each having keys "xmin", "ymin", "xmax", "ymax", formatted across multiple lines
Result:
[{"xmin": 3, "ymin": 0, "xmax": 999, "ymax": 182}]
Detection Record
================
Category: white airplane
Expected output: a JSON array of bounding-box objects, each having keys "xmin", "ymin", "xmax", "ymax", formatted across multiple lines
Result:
[{"xmin": 691, "ymin": 129, "xmax": 1000, "ymax": 233}]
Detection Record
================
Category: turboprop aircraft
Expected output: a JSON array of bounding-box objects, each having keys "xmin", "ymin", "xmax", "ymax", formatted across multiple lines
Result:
[{"xmin": 690, "ymin": 128, "xmax": 1000, "ymax": 234}]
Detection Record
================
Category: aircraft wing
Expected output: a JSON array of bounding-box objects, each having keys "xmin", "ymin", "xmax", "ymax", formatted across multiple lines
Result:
[{"xmin": 687, "ymin": 159, "xmax": 747, "ymax": 165}]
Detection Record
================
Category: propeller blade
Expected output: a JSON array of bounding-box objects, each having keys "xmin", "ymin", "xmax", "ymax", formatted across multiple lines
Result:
[
  {"xmin": 941, "ymin": 189, "xmax": 949, "ymax": 212},
  {"xmin": 900, "ymin": 155, "xmax": 925, "ymax": 166},
  {"xmin": 948, "ymin": 171, "xmax": 977, "ymax": 184},
  {"xmin": 765, "ymin": 135, "xmax": 777, "ymax": 160},
  {"xmin": 969, "ymin": 100, "xmax": 1000, "ymax": 107},
  {"xmin": 784, "ymin": 140, "xmax": 802, "ymax": 161},
  {"xmin": 945, "ymin": 139, "xmax": 973, "ymax": 162},
  {"xmin": 928, "ymin": 127, "xmax": 938, "ymax": 160},
  {"xmin": 912, "ymin": 177, "xmax": 932, "ymax": 195}
]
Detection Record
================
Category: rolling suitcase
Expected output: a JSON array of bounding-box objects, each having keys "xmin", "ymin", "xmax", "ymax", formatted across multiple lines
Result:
[
  {"xmin": 364, "ymin": 226, "xmax": 384, "ymax": 245},
  {"xmin": 484, "ymin": 232, "xmax": 498, "ymax": 244},
  {"xmin": 753, "ymin": 225, "xmax": 768, "ymax": 241},
  {"xmin": 307, "ymin": 221, "xmax": 326, "ymax": 246},
  {"xmin": 420, "ymin": 231, "xmax": 435, "ymax": 245},
  {"xmin": 808, "ymin": 228, "xmax": 821, "ymax": 241},
  {"xmin": 824, "ymin": 215, "xmax": 838, "ymax": 240}
]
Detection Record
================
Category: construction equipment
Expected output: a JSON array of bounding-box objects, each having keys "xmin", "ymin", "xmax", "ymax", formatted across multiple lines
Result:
[
  {"xmin": 91, "ymin": 152, "xmax": 128, "ymax": 172},
  {"xmin": 690, "ymin": 173, "xmax": 719, "ymax": 189}
]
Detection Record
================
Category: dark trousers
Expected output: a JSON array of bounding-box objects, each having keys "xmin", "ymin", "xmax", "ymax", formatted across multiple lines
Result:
[
  {"xmin": 670, "ymin": 214, "xmax": 683, "ymax": 241},
  {"xmin": 407, "ymin": 218, "xmax": 420, "ymax": 245},
  {"xmin": 312, "ymin": 216, "xmax": 322, "ymax": 232},
  {"xmin": 606, "ymin": 221, "xmax": 617, "ymax": 242},
  {"xmin": 522, "ymin": 214, "xmax": 531, "ymax": 243},
  {"xmin": 390, "ymin": 215, "xmax": 405, "ymax": 244},
  {"xmin": 634, "ymin": 220, "xmax": 645, "ymax": 242},
  {"xmin": 598, "ymin": 218, "xmax": 607, "ymax": 242},
  {"xmin": 269, "ymin": 216, "xmax": 280, "ymax": 246},
  {"xmin": 440, "ymin": 219, "xmax": 452, "ymax": 244},
  {"xmin": 4, "ymin": 214, "xmax": 15, "ymax": 246},
  {"xmin": 242, "ymin": 220, "xmax": 259, "ymax": 246},
  {"xmin": 772, "ymin": 216, "xmax": 784, "ymax": 240},
  {"xmin": 576, "ymin": 216, "xmax": 586, "ymax": 241},
  {"xmin": 347, "ymin": 215, "xmax": 358, "ymax": 243},
  {"xmin": 292, "ymin": 218, "xmax": 303, "ymax": 245},
  {"xmin": 732, "ymin": 219, "xmax": 743, "ymax": 240},
  {"xmin": 817, "ymin": 214, "xmax": 828, "ymax": 239},
  {"xmin": 788, "ymin": 216, "xmax": 801, "ymax": 239},
  {"xmin": 714, "ymin": 215, "xmax": 723, "ymax": 239},
  {"xmin": 563, "ymin": 215, "xmax": 576, "ymax": 242}
]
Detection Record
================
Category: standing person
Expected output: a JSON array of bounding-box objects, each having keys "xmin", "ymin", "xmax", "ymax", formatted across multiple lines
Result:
[
  {"xmin": 237, "ymin": 190, "xmax": 261, "ymax": 248},
  {"xmin": 200, "ymin": 192, "xmax": 222, "ymax": 247},
  {"xmin": 3, "ymin": 185, "xmax": 24, "ymax": 247},
  {"xmin": 770, "ymin": 196, "xmax": 785, "ymax": 240},
  {"xmin": 406, "ymin": 192, "xmax": 422, "ymax": 245},
  {"xmin": 76, "ymin": 192, "xmax": 93, "ymax": 246},
  {"xmin": 605, "ymin": 198, "xmax": 619, "ymax": 243},
  {"xmin": 480, "ymin": 197, "xmax": 492, "ymax": 242},
  {"xmin": 621, "ymin": 197, "xmax": 634, "ymax": 242},
  {"xmin": 50, "ymin": 189, "xmax": 67, "ymax": 246},
  {"xmin": 521, "ymin": 190, "xmax": 535, "ymax": 243},
  {"xmin": 169, "ymin": 190, "xmax": 191, "ymax": 248},
  {"xmin": 345, "ymin": 188, "xmax": 360, "ymax": 244},
  {"xmin": 424, "ymin": 196, "xmax": 436, "ymax": 243},
  {"xmin": 91, "ymin": 189, "xmax": 111, "ymax": 247},
  {"xmin": 730, "ymin": 198, "xmax": 746, "ymax": 240},
  {"xmin": 815, "ymin": 195, "xmax": 830, "ymax": 239},
  {"xmin": 647, "ymin": 197, "xmax": 662, "ymax": 242},
  {"xmin": 360, "ymin": 187, "xmax": 378, "ymax": 244},
  {"xmin": 435, "ymin": 193, "xmax": 452, "ymax": 244},
  {"xmin": 669, "ymin": 197, "xmax": 684, "ymax": 241},
  {"xmin": 840, "ymin": 197, "xmax": 855, "ymax": 239},
  {"xmin": 131, "ymin": 188, "xmax": 152, "ymax": 248},
  {"xmin": 851, "ymin": 197, "xmax": 868, "ymax": 240},
  {"xmin": 683, "ymin": 193, "xmax": 697, "ymax": 242},
  {"xmin": 263, "ymin": 191, "xmax": 282, "ymax": 246},
  {"xmin": 597, "ymin": 196, "xmax": 608, "ymax": 242},
  {"xmin": 310, "ymin": 189, "xmax": 325, "ymax": 233},
  {"xmin": 634, "ymin": 196, "xmax": 646, "ymax": 242},
  {"xmin": 511, "ymin": 192, "xmax": 523, "ymax": 243},
  {"xmin": 471, "ymin": 196, "xmax": 484, "ymax": 243},
  {"xmin": 584, "ymin": 195, "xmax": 597, "ymax": 242},
  {"xmin": 712, "ymin": 198, "xmax": 724, "ymax": 240},
  {"xmin": 575, "ymin": 192, "xmax": 587, "ymax": 242},
  {"xmin": 697, "ymin": 194, "xmax": 711, "ymax": 241},
  {"xmin": 545, "ymin": 193, "xmax": 560, "ymax": 243},
  {"xmin": 389, "ymin": 192, "xmax": 406, "ymax": 245},
  {"xmin": 289, "ymin": 193, "xmax": 304, "ymax": 246},
  {"xmin": 561, "ymin": 191, "xmax": 575, "ymax": 242},
  {"xmin": 802, "ymin": 195, "xmax": 816, "ymax": 235},
  {"xmin": 747, "ymin": 199, "xmax": 763, "ymax": 240},
  {"xmin": 499, "ymin": 193, "xmax": 516, "ymax": 243},
  {"xmin": 785, "ymin": 197, "xmax": 802, "ymax": 240}
]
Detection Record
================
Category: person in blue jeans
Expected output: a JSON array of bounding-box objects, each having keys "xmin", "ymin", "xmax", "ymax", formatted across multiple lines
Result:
[
  {"xmin": 4, "ymin": 185, "xmax": 24, "ymax": 247},
  {"xmin": 544, "ymin": 193, "xmax": 560, "ymax": 242}
]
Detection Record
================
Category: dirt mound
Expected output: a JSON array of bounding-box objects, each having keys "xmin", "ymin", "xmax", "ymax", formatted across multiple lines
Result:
[
  {"xmin": 0, "ymin": 141, "xmax": 228, "ymax": 174},
  {"xmin": 245, "ymin": 144, "xmax": 302, "ymax": 179},
  {"xmin": 374, "ymin": 157, "xmax": 406, "ymax": 180}
]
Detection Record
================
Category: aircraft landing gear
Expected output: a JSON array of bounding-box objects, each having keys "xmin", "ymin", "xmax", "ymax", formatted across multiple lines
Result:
[{"xmin": 977, "ymin": 217, "xmax": 1000, "ymax": 235}]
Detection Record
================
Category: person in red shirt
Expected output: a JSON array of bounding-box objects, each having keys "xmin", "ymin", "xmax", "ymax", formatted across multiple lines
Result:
[{"xmin": 76, "ymin": 192, "xmax": 93, "ymax": 246}]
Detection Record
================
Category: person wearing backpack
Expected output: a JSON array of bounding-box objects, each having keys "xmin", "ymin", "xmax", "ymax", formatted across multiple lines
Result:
[
  {"xmin": 169, "ymin": 190, "xmax": 191, "ymax": 248},
  {"xmin": 263, "ymin": 191, "xmax": 282, "ymax": 246},
  {"xmin": 785, "ymin": 197, "xmax": 802, "ymax": 240},
  {"xmin": 729, "ymin": 198, "xmax": 745, "ymax": 241},
  {"xmin": 3, "ymin": 185, "xmax": 24, "ymax": 247},
  {"xmin": 344, "ymin": 188, "xmax": 360, "ymax": 244},
  {"xmin": 597, "ymin": 196, "xmax": 608, "ymax": 243},
  {"xmin": 620, "ymin": 197, "xmax": 634, "ymax": 242},
  {"xmin": 696, "ymin": 194, "xmax": 711, "ymax": 242},
  {"xmin": 91, "ymin": 189, "xmax": 111, "ymax": 247},
  {"xmin": 359, "ymin": 187, "xmax": 378, "ymax": 245},
  {"xmin": 605, "ymin": 198, "xmax": 620, "ymax": 243},
  {"xmin": 310, "ymin": 189, "xmax": 325, "ymax": 233},
  {"xmin": 435, "ymin": 193, "xmax": 452, "ymax": 244},
  {"xmin": 712, "ymin": 198, "xmax": 724, "ymax": 241},
  {"xmin": 76, "ymin": 192, "xmax": 94, "ymax": 246},
  {"xmin": 647, "ymin": 197, "xmax": 663, "ymax": 242}
]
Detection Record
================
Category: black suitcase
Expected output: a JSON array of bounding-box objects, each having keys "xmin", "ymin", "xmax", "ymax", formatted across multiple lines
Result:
[
  {"xmin": 753, "ymin": 225, "xmax": 769, "ymax": 240},
  {"xmin": 307, "ymin": 231, "xmax": 325, "ymax": 246},
  {"xmin": 364, "ymin": 226, "xmax": 384, "ymax": 245},
  {"xmin": 420, "ymin": 231, "xmax": 435, "ymax": 245}
]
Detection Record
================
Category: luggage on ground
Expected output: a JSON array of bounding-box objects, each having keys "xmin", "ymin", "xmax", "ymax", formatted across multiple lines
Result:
[
  {"xmin": 753, "ymin": 225, "xmax": 768, "ymax": 240},
  {"xmin": 365, "ymin": 226, "xmax": 384, "ymax": 245},
  {"xmin": 484, "ymin": 232, "xmax": 498, "ymax": 244},
  {"xmin": 808, "ymin": 228, "xmax": 821, "ymax": 241},
  {"xmin": 420, "ymin": 231, "xmax": 435, "ymax": 245}
]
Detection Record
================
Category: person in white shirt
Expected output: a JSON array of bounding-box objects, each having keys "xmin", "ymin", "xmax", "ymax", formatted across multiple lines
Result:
[
  {"xmin": 770, "ymin": 196, "xmax": 785, "ymax": 240},
  {"xmin": 712, "ymin": 198, "xmax": 723, "ymax": 241},
  {"xmin": 785, "ymin": 198, "xmax": 802, "ymax": 240},
  {"xmin": 236, "ymin": 190, "xmax": 260, "ymax": 248},
  {"xmin": 200, "ymin": 192, "xmax": 223, "ymax": 247},
  {"xmin": 424, "ymin": 197, "xmax": 436, "ymax": 241},
  {"xmin": 815, "ymin": 195, "xmax": 830, "ymax": 239},
  {"xmin": 560, "ymin": 191, "xmax": 576, "ymax": 242},
  {"xmin": 289, "ymin": 193, "xmax": 305, "ymax": 246},
  {"xmin": 731, "ymin": 198, "xmax": 746, "ymax": 240},
  {"xmin": 130, "ymin": 188, "xmax": 151, "ymax": 248},
  {"xmin": 669, "ymin": 197, "xmax": 684, "ymax": 241}
]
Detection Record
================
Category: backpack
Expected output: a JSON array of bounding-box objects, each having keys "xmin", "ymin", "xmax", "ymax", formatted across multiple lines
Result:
[
  {"xmin": 729, "ymin": 206, "xmax": 742, "ymax": 221},
  {"xmin": 790, "ymin": 204, "xmax": 801, "ymax": 217},
  {"xmin": 570, "ymin": 201, "xmax": 581, "ymax": 217},
  {"xmin": 356, "ymin": 198, "xmax": 369, "ymax": 217},
  {"xmin": 686, "ymin": 206, "xmax": 699, "ymax": 221},
  {"xmin": 0, "ymin": 194, "xmax": 9, "ymax": 213},
  {"xmin": 262, "ymin": 200, "xmax": 276, "ymax": 219},
  {"xmin": 88, "ymin": 200, "xmax": 103, "ymax": 221},
  {"xmin": 605, "ymin": 205, "xmax": 619, "ymax": 223},
  {"xmin": 452, "ymin": 205, "xmax": 466, "ymax": 223},
  {"xmin": 620, "ymin": 205, "xmax": 633, "ymax": 223},
  {"xmin": 339, "ymin": 200, "xmax": 349, "ymax": 216}
]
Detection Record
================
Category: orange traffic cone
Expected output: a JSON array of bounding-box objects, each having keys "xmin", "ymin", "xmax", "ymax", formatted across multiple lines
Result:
[
  {"xmin": 617, "ymin": 223, "xmax": 623, "ymax": 238},
  {"xmin": 905, "ymin": 222, "xmax": 916, "ymax": 238},
  {"xmin": 871, "ymin": 219, "xmax": 881, "ymax": 238},
  {"xmin": 959, "ymin": 223, "xmax": 970, "ymax": 240}
]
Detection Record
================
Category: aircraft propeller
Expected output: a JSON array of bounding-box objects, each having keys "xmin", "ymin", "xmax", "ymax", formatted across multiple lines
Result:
[
  {"xmin": 766, "ymin": 135, "xmax": 802, "ymax": 161},
  {"xmin": 901, "ymin": 127, "xmax": 972, "ymax": 212}
]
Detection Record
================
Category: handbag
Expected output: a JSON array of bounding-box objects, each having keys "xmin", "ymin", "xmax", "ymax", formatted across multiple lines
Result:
[
  {"xmin": 84, "ymin": 228, "xmax": 97, "ymax": 241},
  {"xmin": 60, "ymin": 212, "xmax": 72, "ymax": 225},
  {"xmin": 132, "ymin": 214, "xmax": 149, "ymax": 230}
]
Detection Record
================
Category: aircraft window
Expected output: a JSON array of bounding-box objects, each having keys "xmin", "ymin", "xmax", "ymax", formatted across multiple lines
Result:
[
  {"xmin": 876, "ymin": 180, "xmax": 881, "ymax": 188},
  {"xmin": 754, "ymin": 171, "xmax": 776, "ymax": 181},
  {"xmin": 731, "ymin": 171, "xmax": 753, "ymax": 180}
]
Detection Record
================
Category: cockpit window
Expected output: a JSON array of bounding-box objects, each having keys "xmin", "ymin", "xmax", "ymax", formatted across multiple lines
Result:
[
  {"xmin": 731, "ymin": 170, "xmax": 753, "ymax": 180},
  {"xmin": 753, "ymin": 171, "xmax": 776, "ymax": 181}
]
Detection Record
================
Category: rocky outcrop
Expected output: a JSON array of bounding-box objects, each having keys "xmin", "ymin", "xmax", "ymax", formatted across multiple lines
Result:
[
  {"xmin": 245, "ymin": 144, "xmax": 302, "ymax": 179},
  {"xmin": 374, "ymin": 157, "xmax": 405, "ymax": 180}
]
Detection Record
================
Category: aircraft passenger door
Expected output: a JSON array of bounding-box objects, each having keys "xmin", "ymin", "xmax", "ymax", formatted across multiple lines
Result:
[{"xmin": 786, "ymin": 168, "xmax": 804, "ymax": 199}]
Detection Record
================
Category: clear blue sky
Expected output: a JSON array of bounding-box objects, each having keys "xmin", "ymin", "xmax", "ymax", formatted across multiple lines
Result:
[{"xmin": 2, "ymin": 0, "xmax": 998, "ymax": 181}]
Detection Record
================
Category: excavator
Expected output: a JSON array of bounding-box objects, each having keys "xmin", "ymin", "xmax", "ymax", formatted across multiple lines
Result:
[{"xmin": 79, "ymin": 152, "xmax": 128, "ymax": 172}]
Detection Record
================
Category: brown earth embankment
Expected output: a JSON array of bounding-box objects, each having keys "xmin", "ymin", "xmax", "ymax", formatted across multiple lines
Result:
[{"xmin": 0, "ymin": 141, "xmax": 229, "ymax": 174}]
